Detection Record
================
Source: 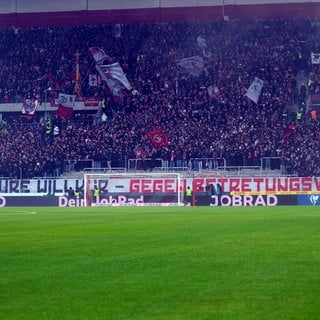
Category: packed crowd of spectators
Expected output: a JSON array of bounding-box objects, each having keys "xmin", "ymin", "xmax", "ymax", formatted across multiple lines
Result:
[{"xmin": 0, "ymin": 18, "xmax": 320, "ymax": 178}]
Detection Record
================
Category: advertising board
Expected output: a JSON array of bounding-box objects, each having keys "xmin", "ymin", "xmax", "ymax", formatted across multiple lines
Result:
[{"xmin": 1, "ymin": 177, "xmax": 320, "ymax": 207}]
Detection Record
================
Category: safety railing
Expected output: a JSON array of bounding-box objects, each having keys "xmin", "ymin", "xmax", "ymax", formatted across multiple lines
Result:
[
  {"xmin": 127, "ymin": 157, "xmax": 226, "ymax": 172},
  {"xmin": 61, "ymin": 157, "xmax": 289, "ymax": 177},
  {"xmin": 127, "ymin": 158, "xmax": 164, "ymax": 170},
  {"xmin": 64, "ymin": 159, "xmax": 93, "ymax": 173}
]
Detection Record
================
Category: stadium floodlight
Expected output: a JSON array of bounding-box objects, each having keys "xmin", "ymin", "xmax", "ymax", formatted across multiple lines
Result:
[{"xmin": 83, "ymin": 172, "xmax": 183, "ymax": 207}]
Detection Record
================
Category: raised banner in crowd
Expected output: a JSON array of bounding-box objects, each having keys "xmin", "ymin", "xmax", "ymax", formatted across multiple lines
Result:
[
  {"xmin": 245, "ymin": 77, "xmax": 263, "ymax": 104},
  {"xmin": 84, "ymin": 96, "xmax": 100, "ymax": 107}
]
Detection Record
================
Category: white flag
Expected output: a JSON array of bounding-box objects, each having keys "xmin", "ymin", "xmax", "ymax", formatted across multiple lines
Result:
[
  {"xmin": 245, "ymin": 78, "xmax": 264, "ymax": 104},
  {"xmin": 197, "ymin": 36, "xmax": 212, "ymax": 58},
  {"xmin": 311, "ymin": 52, "xmax": 320, "ymax": 64},
  {"xmin": 96, "ymin": 63, "xmax": 131, "ymax": 91},
  {"xmin": 56, "ymin": 93, "xmax": 76, "ymax": 119},
  {"xmin": 95, "ymin": 65, "xmax": 124, "ymax": 96},
  {"xmin": 177, "ymin": 56, "xmax": 205, "ymax": 77},
  {"xmin": 113, "ymin": 23, "xmax": 122, "ymax": 38},
  {"xmin": 22, "ymin": 98, "xmax": 38, "ymax": 115},
  {"xmin": 105, "ymin": 77, "xmax": 125, "ymax": 97},
  {"xmin": 89, "ymin": 47, "xmax": 112, "ymax": 64},
  {"xmin": 107, "ymin": 62, "xmax": 131, "ymax": 90}
]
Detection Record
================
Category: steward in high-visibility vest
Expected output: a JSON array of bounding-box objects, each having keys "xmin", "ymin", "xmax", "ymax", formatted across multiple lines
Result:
[
  {"xmin": 100, "ymin": 98, "xmax": 106, "ymax": 111},
  {"xmin": 94, "ymin": 187, "xmax": 100, "ymax": 198},
  {"xmin": 296, "ymin": 111, "xmax": 302, "ymax": 121},
  {"xmin": 46, "ymin": 118, "xmax": 52, "ymax": 134},
  {"xmin": 185, "ymin": 186, "xmax": 192, "ymax": 206}
]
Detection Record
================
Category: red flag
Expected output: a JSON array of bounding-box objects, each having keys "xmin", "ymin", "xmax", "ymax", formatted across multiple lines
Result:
[
  {"xmin": 146, "ymin": 129, "xmax": 168, "ymax": 149},
  {"xmin": 56, "ymin": 93, "xmax": 76, "ymax": 119},
  {"xmin": 282, "ymin": 123, "xmax": 295, "ymax": 139}
]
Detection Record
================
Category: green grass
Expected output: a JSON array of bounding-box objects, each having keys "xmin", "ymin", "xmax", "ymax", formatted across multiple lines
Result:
[{"xmin": 0, "ymin": 206, "xmax": 319, "ymax": 320}]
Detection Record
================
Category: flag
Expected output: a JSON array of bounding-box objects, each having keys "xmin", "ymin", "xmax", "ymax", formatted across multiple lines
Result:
[
  {"xmin": 282, "ymin": 123, "xmax": 295, "ymax": 139},
  {"xmin": 105, "ymin": 77, "xmax": 125, "ymax": 96},
  {"xmin": 85, "ymin": 178, "xmax": 92, "ymax": 207},
  {"xmin": 146, "ymin": 129, "xmax": 168, "ymax": 149},
  {"xmin": 74, "ymin": 50, "xmax": 82, "ymax": 100},
  {"xmin": 89, "ymin": 47, "xmax": 112, "ymax": 64},
  {"xmin": 96, "ymin": 65, "xmax": 124, "ymax": 96},
  {"xmin": 95, "ymin": 63, "xmax": 131, "ymax": 96},
  {"xmin": 197, "ymin": 36, "xmax": 212, "ymax": 58},
  {"xmin": 311, "ymin": 52, "xmax": 320, "ymax": 64},
  {"xmin": 245, "ymin": 77, "xmax": 264, "ymax": 104},
  {"xmin": 89, "ymin": 74, "xmax": 97, "ymax": 86},
  {"xmin": 90, "ymin": 47, "xmax": 130, "ymax": 96},
  {"xmin": 113, "ymin": 23, "xmax": 122, "ymax": 38},
  {"xmin": 22, "ymin": 98, "xmax": 38, "ymax": 115},
  {"xmin": 177, "ymin": 56, "xmax": 205, "ymax": 77},
  {"xmin": 84, "ymin": 96, "xmax": 100, "ymax": 107},
  {"xmin": 97, "ymin": 63, "xmax": 131, "ymax": 90},
  {"xmin": 56, "ymin": 93, "xmax": 76, "ymax": 119},
  {"xmin": 207, "ymin": 85, "xmax": 220, "ymax": 99}
]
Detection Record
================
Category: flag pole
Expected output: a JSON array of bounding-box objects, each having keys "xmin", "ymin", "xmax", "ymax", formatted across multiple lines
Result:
[
  {"xmin": 75, "ymin": 50, "xmax": 82, "ymax": 100},
  {"xmin": 44, "ymin": 88, "xmax": 49, "ymax": 120}
]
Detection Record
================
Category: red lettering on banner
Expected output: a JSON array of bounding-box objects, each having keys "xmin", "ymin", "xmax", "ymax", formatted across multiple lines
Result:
[
  {"xmin": 253, "ymin": 178, "xmax": 264, "ymax": 192},
  {"xmin": 129, "ymin": 176, "xmax": 320, "ymax": 194},
  {"xmin": 129, "ymin": 179, "xmax": 180, "ymax": 193},
  {"xmin": 230, "ymin": 178, "xmax": 240, "ymax": 192},
  {"xmin": 154, "ymin": 180, "xmax": 163, "ymax": 192},
  {"xmin": 193, "ymin": 179, "xmax": 204, "ymax": 192},
  {"xmin": 301, "ymin": 177, "xmax": 312, "ymax": 191},
  {"xmin": 164, "ymin": 179, "xmax": 175, "ymax": 192},
  {"xmin": 314, "ymin": 177, "xmax": 320, "ymax": 191},
  {"xmin": 141, "ymin": 179, "xmax": 152, "ymax": 193},
  {"xmin": 278, "ymin": 177, "xmax": 288, "ymax": 191},
  {"xmin": 266, "ymin": 178, "xmax": 276, "ymax": 192},
  {"xmin": 130, "ymin": 179, "xmax": 140, "ymax": 192},
  {"xmin": 289, "ymin": 177, "xmax": 300, "ymax": 192},
  {"xmin": 241, "ymin": 178, "xmax": 251, "ymax": 192}
]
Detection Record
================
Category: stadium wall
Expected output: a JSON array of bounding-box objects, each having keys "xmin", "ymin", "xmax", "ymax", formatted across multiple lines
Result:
[{"xmin": 1, "ymin": 0, "xmax": 320, "ymax": 27}]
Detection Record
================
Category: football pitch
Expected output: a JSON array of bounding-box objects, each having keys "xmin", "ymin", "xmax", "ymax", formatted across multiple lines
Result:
[{"xmin": 0, "ymin": 206, "xmax": 319, "ymax": 320}]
